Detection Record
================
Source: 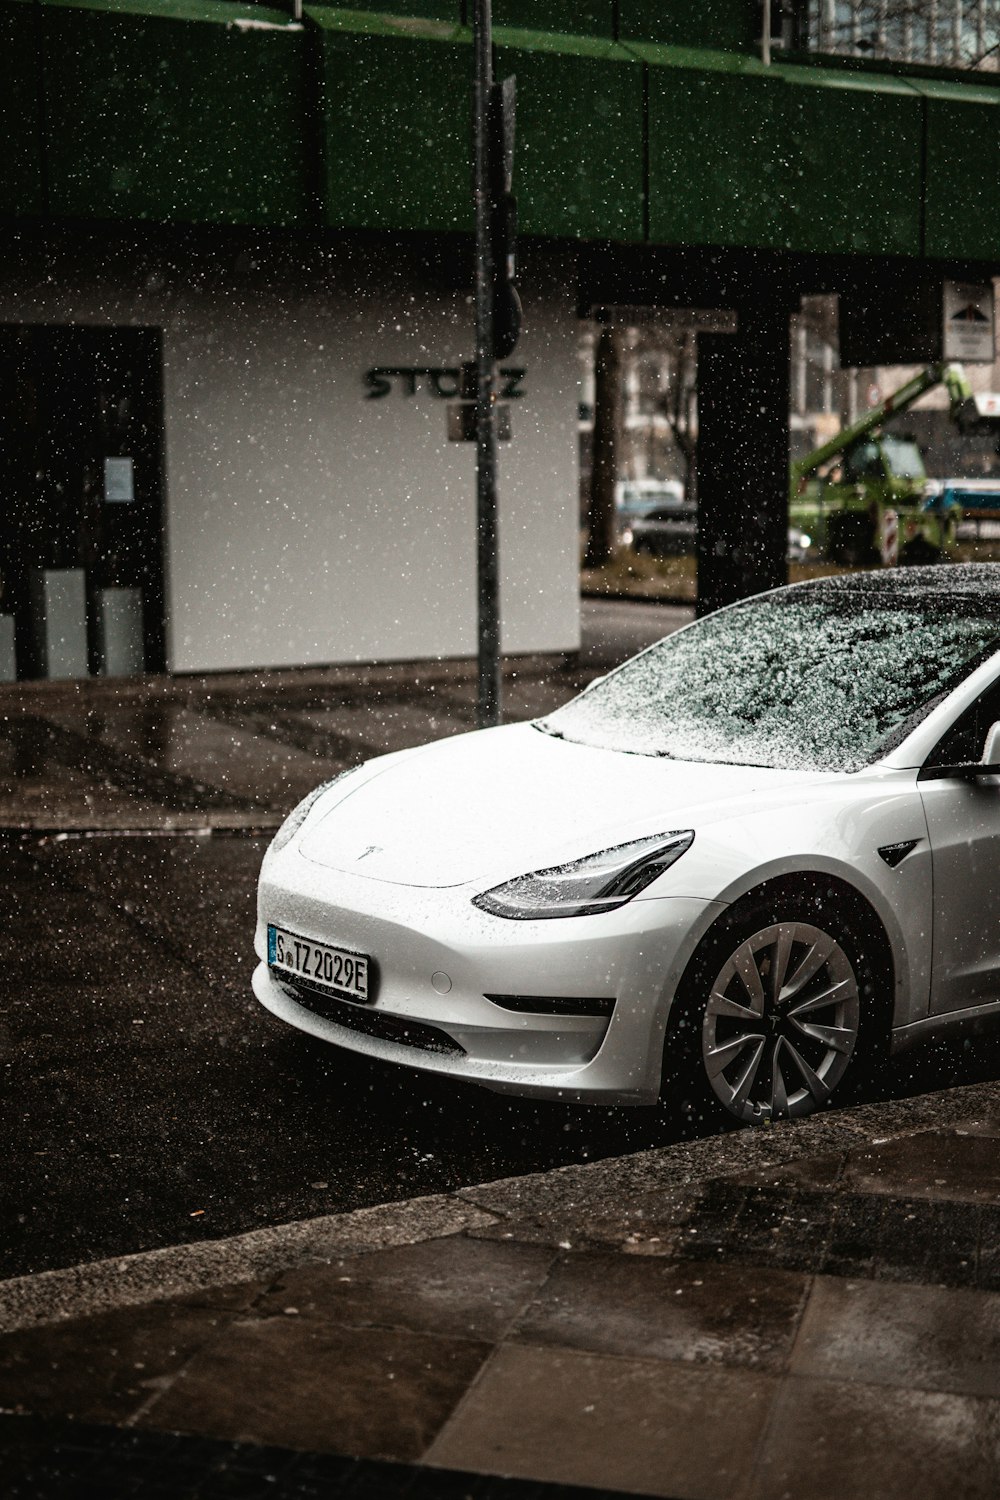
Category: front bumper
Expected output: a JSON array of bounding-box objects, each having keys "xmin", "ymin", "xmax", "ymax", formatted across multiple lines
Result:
[{"xmin": 254, "ymin": 842, "xmax": 724, "ymax": 1104}]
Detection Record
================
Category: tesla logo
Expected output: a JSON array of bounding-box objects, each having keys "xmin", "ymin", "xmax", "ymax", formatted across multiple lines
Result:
[{"xmin": 356, "ymin": 845, "xmax": 382, "ymax": 862}]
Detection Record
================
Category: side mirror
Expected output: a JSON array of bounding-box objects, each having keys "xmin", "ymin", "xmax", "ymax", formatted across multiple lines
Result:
[{"xmin": 920, "ymin": 721, "xmax": 1000, "ymax": 780}]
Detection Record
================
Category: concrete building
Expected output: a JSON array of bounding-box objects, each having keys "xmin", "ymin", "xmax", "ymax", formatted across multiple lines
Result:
[
  {"xmin": 0, "ymin": 234, "xmax": 578, "ymax": 674},
  {"xmin": 3, "ymin": 0, "xmax": 1000, "ymax": 677}
]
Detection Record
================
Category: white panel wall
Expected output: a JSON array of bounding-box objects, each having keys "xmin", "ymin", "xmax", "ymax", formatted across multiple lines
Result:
[{"xmin": 0, "ymin": 234, "xmax": 580, "ymax": 672}]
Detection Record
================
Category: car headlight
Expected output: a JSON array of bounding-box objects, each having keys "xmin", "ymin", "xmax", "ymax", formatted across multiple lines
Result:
[
  {"xmin": 269, "ymin": 770, "xmax": 358, "ymax": 855},
  {"xmin": 472, "ymin": 830, "xmax": 694, "ymax": 920}
]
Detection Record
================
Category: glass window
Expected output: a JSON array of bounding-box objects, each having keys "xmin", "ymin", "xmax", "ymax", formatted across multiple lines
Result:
[
  {"xmin": 843, "ymin": 440, "xmax": 885, "ymax": 482},
  {"xmin": 540, "ymin": 581, "xmax": 1000, "ymax": 773},
  {"xmin": 880, "ymin": 435, "xmax": 925, "ymax": 481},
  {"xmin": 926, "ymin": 676, "xmax": 1000, "ymax": 766}
]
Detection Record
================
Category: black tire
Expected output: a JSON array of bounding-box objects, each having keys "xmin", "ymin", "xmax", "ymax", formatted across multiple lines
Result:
[
  {"xmin": 662, "ymin": 885, "xmax": 889, "ymax": 1128},
  {"xmin": 827, "ymin": 512, "xmax": 880, "ymax": 567},
  {"xmin": 899, "ymin": 536, "xmax": 940, "ymax": 567}
]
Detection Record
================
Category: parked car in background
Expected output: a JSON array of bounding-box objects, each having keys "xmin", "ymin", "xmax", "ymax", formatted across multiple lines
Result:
[
  {"xmin": 622, "ymin": 500, "xmax": 813, "ymax": 563},
  {"xmin": 622, "ymin": 498, "xmax": 696, "ymax": 556},
  {"xmin": 614, "ymin": 479, "xmax": 685, "ymax": 535}
]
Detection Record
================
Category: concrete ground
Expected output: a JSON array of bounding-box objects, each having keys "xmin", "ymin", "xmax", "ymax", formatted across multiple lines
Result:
[
  {"xmin": 3, "ymin": 598, "xmax": 1000, "ymax": 1498},
  {"xmin": 4, "ymin": 1086, "xmax": 1000, "ymax": 1499}
]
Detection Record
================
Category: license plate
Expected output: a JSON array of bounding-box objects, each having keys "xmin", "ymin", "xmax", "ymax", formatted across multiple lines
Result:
[{"xmin": 268, "ymin": 925, "xmax": 371, "ymax": 1004}]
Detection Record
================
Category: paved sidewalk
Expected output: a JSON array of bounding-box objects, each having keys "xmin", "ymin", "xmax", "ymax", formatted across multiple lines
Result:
[{"xmin": 3, "ymin": 1081, "xmax": 1000, "ymax": 1499}]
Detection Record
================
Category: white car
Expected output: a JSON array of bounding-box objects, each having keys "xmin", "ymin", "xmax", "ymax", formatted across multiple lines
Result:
[{"xmin": 254, "ymin": 564, "xmax": 1000, "ymax": 1126}]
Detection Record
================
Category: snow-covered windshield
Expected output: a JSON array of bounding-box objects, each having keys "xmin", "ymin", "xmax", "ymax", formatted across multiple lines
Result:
[{"xmin": 541, "ymin": 589, "xmax": 1000, "ymax": 772}]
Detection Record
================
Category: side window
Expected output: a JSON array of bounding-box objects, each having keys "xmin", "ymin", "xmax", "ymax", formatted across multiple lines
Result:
[
  {"xmin": 926, "ymin": 677, "xmax": 1000, "ymax": 768},
  {"xmin": 843, "ymin": 441, "xmax": 884, "ymax": 483}
]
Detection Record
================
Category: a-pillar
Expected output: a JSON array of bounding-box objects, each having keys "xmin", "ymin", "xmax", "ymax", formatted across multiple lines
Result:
[{"xmin": 696, "ymin": 299, "xmax": 792, "ymax": 616}]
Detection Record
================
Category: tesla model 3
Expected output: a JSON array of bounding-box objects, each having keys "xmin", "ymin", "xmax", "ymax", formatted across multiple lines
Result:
[{"xmin": 253, "ymin": 565, "xmax": 1000, "ymax": 1125}]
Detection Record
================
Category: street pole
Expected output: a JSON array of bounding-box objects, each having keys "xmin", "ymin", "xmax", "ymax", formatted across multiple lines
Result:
[{"xmin": 473, "ymin": 0, "xmax": 500, "ymax": 728}]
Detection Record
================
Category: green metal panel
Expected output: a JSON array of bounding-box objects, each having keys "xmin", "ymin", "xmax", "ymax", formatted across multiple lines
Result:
[
  {"xmin": 313, "ymin": 13, "xmax": 642, "ymax": 240},
  {"xmin": 619, "ymin": 0, "xmax": 756, "ymax": 52},
  {"xmin": 496, "ymin": 30, "xmax": 643, "ymax": 240},
  {"xmin": 782, "ymin": 74, "xmax": 923, "ymax": 256},
  {"xmin": 305, "ymin": 3, "xmax": 616, "ymax": 34},
  {"xmin": 310, "ymin": 10, "xmax": 470, "ymax": 230},
  {"xmin": 360, "ymin": 0, "xmax": 459, "ymax": 18},
  {"xmin": 309, "ymin": 0, "xmax": 461, "ymax": 17},
  {"xmin": 42, "ymin": 0, "xmax": 309, "ymax": 226},
  {"xmin": 13, "ymin": 0, "xmax": 1000, "ymax": 268},
  {"xmin": 648, "ymin": 58, "xmax": 923, "ymax": 255},
  {"xmin": 0, "ymin": 0, "xmax": 45, "ymax": 217},
  {"xmin": 648, "ymin": 67, "xmax": 786, "ymax": 248},
  {"xmin": 494, "ymin": 2, "xmax": 614, "ymax": 37},
  {"xmin": 924, "ymin": 84, "xmax": 1000, "ymax": 261}
]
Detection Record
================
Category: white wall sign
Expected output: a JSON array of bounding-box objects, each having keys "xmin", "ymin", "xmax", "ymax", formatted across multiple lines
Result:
[
  {"xmin": 104, "ymin": 457, "xmax": 135, "ymax": 503},
  {"xmin": 943, "ymin": 281, "xmax": 996, "ymax": 363},
  {"xmin": 363, "ymin": 365, "xmax": 526, "ymax": 400}
]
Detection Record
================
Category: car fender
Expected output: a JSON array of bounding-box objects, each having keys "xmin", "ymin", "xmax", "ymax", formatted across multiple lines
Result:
[{"xmin": 640, "ymin": 807, "xmax": 931, "ymax": 1029}]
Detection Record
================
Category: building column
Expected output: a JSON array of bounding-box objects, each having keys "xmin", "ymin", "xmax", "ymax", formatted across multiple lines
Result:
[{"xmin": 696, "ymin": 301, "xmax": 791, "ymax": 616}]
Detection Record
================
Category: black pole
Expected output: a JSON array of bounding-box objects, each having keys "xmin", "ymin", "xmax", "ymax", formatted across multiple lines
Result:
[
  {"xmin": 473, "ymin": 0, "xmax": 500, "ymax": 728},
  {"xmin": 696, "ymin": 297, "xmax": 791, "ymax": 616}
]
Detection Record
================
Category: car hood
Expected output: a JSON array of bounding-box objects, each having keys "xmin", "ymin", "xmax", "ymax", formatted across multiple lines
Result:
[{"xmin": 298, "ymin": 721, "xmax": 832, "ymax": 888}]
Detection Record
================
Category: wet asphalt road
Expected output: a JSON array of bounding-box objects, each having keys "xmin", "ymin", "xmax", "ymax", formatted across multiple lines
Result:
[
  {"xmin": 6, "ymin": 828, "xmax": 1000, "ymax": 1282},
  {"xmin": 1, "ymin": 831, "xmax": 686, "ymax": 1281}
]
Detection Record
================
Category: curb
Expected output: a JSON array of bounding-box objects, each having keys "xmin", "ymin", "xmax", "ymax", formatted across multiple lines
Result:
[
  {"xmin": 0, "ymin": 820, "xmax": 281, "ymax": 838},
  {"xmin": 3, "ymin": 1075, "xmax": 997, "ymax": 1337},
  {"xmin": 0, "ymin": 1197, "xmax": 495, "ymax": 1337},
  {"xmin": 579, "ymin": 588, "xmax": 695, "ymax": 607}
]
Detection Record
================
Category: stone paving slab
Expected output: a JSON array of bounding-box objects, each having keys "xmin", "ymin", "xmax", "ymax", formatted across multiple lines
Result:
[
  {"xmin": 4, "ymin": 1085, "xmax": 1000, "ymax": 1499},
  {"xmin": 428, "ymin": 1345, "xmax": 779, "ymax": 1500},
  {"xmin": 750, "ymin": 1378, "xmax": 1000, "ymax": 1500},
  {"xmin": 508, "ymin": 1254, "xmax": 809, "ymax": 1373}
]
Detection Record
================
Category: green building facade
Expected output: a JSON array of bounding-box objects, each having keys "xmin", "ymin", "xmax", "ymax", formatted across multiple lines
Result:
[{"xmin": 1, "ymin": 0, "xmax": 999, "ymax": 673}]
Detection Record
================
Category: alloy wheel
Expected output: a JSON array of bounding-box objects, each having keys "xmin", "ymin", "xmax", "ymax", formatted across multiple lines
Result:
[{"xmin": 701, "ymin": 920, "xmax": 860, "ymax": 1125}]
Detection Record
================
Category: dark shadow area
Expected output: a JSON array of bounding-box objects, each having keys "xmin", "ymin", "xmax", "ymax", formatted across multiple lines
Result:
[{"xmin": 0, "ymin": 1413, "xmax": 654, "ymax": 1500}]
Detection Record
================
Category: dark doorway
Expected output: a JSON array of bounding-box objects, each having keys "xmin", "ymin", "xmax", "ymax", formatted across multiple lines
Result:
[{"xmin": 0, "ymin": 325, "xmax": 166, "ymax": 680}]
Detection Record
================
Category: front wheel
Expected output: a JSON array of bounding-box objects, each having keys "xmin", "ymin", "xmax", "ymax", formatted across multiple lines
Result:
[
  {"xmin": 665, "ymin": 895, "xmax": 882, "ymax": 1127},
  {"xmin": 827, "ymin": 511, "xmax": 880, "ymax": 567},
  {"xmin": 899, "ymin": 535, "xmax": 941, "ymax": 567}
]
